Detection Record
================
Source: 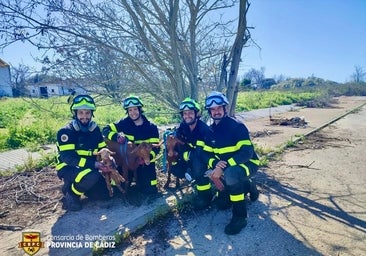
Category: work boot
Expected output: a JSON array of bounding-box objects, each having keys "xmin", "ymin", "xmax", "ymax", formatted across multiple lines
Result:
[
  {"xmin": 64, "ymin": 192, "xmax": 82, "ymax": 211},
  {"xmin": 249, "ymin": 180, "xmax": 259, "ymax": 202},
  {"xmin": 192, "ymin": 190, "xmax": 212, "ymax": 210},
  {"xmin": 224, "ymin": 216, "xmax": 247, "ymax": 235}
]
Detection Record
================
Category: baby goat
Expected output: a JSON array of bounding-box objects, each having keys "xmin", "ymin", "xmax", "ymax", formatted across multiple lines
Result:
[{"xmin": 95, "ymin": 148, "xmax": 126, "ymax": 197}]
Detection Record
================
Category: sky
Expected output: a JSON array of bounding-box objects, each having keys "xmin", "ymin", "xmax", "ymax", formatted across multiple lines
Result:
[{"xmin": 1, "ymin": 0, "xmax": 365, "ymax": 83}]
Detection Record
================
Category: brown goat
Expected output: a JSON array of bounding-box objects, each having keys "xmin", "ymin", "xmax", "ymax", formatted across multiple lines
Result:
[
  {"xmin": 95, "ymin": 148, "xmax": 126, "ymax": 197},
  {"xmin": 105, "ymin": 140, "xmax": 158, "ymax": 191},
  {"xmin": 163, "ymin": 133, "xmax": 184, "ymax": 188}
]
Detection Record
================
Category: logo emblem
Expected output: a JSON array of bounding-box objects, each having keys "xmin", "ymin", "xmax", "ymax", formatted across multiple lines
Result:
[
  {"xmin": 18, "ymin": 232, "xmax": 44, "ymax": 255},
  {"xmin": 60, "ymin": 134, "xmax": 69, "ymax": 142}
]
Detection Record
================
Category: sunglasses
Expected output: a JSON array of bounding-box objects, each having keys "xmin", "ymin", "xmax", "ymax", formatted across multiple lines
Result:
[{"xmin": 205, "ymin": 96, "xmax": 226, "ymax": 108}]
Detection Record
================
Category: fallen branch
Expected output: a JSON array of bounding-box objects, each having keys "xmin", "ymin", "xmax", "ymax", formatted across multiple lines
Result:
[
  {"xmin": 289, "ymin": 161, "xmax": 315, "ymax": 168},
  {"xmin": 0, "ymin": 224, "xmax": 24, "ymax": 231}
]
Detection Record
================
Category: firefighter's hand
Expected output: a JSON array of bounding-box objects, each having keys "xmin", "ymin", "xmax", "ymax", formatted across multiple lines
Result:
[
  {"xmin": 211, "ymin": 167, "xmax": 223, "ymax": 179},
  {"xmin": 215, "ymin": 160, "xmax": 227, "ymax": 170},
  {"xmin": 117, "ymin": 134, "xmax": 126, "ymax": 144},
  {"xmin": 210, "ymin": 167, "xmax": 225, "ymax": 191}
]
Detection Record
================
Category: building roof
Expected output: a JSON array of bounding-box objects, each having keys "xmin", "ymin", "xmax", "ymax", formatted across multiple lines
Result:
[{"xmin": 0, "ymin": 58, "xmax": 10, "ymax": 68}]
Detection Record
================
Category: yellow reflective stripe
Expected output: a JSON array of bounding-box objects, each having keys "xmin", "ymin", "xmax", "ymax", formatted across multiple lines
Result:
[
  {"xmin": 149, "ymin": 138, "xmax": 160, "ymax": 143},
  {"xmin": 150, "ymin": 151, "xmax": 156, "ymax": 158},
  {"xmin": 107, "ymin": 133, "xmax": 114, "ymax": 140},
  {"xmin": 78, "ymin": 157, "xmax": 86, "ymax": 167},
  {"xmin": 59, "ymin": 144, "xmax": 75, "ymax": 151},
  {"xmin": 208, "ymin": 158, "xmax": 215, "ymax": 168},
  {"xmin": 76, "ymin": 150, "xmax": 92, "ymax": 156},
  {"xmin": 107, "ymin": 124, "xmax": 118, "ymax": 140},
  {"xmin": 183, "ymin": 151, "xmax": 190, "ymax": 161},
  {"xmin": 228, "ymin": 157, "xmax": 236, "ymax": 166},
  {"xmin": 230, "ymin": 193, "xmax": 245, "ymax": 202},
  {"xmin": 149, "ymin": 151, "xmax": 157, "ymax": 163},
  {"xmin": 71, "ymin": 183, "xmax": 83, "ymax": 195},
  {"xmin": 110, "ymin": 123, "xmax": 118, "ymax": 132},
  {"xmin": 239, "ymin": 164, "xmax": 250, "ymax": 176},
  {"xmin": 111, "ymin": 179, "xmax": 116, "ymax": 186},
  {"xmin": 56, "ymin": 162, "xmax": 67, "ymax": 170},
  {"xmin": 203, "ymin": 145, "xmax": 214, "ymax": 153},
  {"xmin": 99, "ymin": 141, "xmax": 107, "ymax": 148},
  {"xmin": 75, "ymin": 168, "xmax": 93, "ymax": 183},
  {"xmin": 196, "ymin": 140, "xmax": 205, "ymax": 147},
  {"xmin": 125, "ymin": 134, "xmax": 134, "ymax": 141},
  {"xmin": 196, "ymin": 183, "xmax": 211, "ymax": 191},
  {"xmin": 151, "ymin": 179, "xmax": 157, "ymax": 185},
  {"xmin": 213, "ymin": 140, "xmax": 252, "ymax": 154},
  {"xmin": 134, "ymin": 138, "xmax": 159, "ymax": 144},
  {"xmin": 92, "ymin": 149, "xmax": 99, "ymax": 155},
  {"xmin": 250, "ymin": 159, "xmax": 260, "ymax": 166}
]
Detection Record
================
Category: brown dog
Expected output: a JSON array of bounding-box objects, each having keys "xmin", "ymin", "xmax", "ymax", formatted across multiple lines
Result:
[{"xmin": 95, "ymin": 148, "xmax": 126, "ymax": 197}]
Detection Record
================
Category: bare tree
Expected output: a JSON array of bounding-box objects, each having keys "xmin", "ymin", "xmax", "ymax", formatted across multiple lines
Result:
[
  {"xmin": 10, "ymin": 64, "xmax": 30, "ymax": 97},
  {"xmin": 350, "ymin": 65, "xmax": 365, "ymax": 83},
  {"xmin": 1, "ymin": 0, "xmax": 251, "ymax": 110},
  {"xmin": 243, "ymin": 66, "xmax": 265, "ymax": 89},
  {"xmin": 220, "ymin": 0, "xmax": 250, "ymax": 116}
]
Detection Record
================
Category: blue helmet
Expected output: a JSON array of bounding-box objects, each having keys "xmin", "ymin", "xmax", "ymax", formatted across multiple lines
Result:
[{"xmin": 205, "ymin": 91, "xmax": 229, "ymax": 109}]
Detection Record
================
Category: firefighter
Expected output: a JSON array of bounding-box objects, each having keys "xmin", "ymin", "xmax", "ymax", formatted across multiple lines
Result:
[
  {"xmin": 102, "ymin": 95, "xmax": 160, "ymax": 195},
  {"xmin": 202, "ymin": 91, "xmax": 260, "ymax": 235},
  {"xmin": 56, "ymin": 94, "xmax": 110, "ymax": 211},
  {"xmin": 170, "ymin": 97, "xmax": 213, "ymax": 209}
]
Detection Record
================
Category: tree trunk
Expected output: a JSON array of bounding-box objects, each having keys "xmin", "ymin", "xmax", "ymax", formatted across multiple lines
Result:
[{"xmin": 225, "ymin": 0, "xmax": 250, "ymax": 117}]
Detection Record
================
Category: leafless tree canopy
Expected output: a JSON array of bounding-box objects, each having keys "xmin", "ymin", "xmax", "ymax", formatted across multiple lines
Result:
[
  {"xmin": 350, "ymin": 65, "xmax": 365, "ymax": 83},
  {"xmin": 1, "ymin": 0, "xmax": 251, "ymax": 111}
]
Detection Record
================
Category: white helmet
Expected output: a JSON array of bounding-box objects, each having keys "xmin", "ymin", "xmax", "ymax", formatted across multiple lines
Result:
[{"xmin": 205, "ymin": 91, "xmax": 229, "ymax": 109}]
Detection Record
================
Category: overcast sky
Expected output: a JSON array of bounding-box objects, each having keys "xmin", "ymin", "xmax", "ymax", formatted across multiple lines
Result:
[{"xmin": 1, "ymin": 0, "xmax": 365, "ymax": 83}]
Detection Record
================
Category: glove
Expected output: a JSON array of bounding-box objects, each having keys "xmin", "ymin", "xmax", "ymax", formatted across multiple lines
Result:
[
  {"xmin": 117, "ymin": 134, "xmax": 126, "ymax": 144},
  {"xmin": 95, "ymin": 161, "xmax": 111, "ymax": 174}
]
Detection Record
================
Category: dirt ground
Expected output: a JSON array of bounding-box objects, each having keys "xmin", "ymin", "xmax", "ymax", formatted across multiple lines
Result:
[
  {"xmin": 1, "ymin": 96, "xmax": 365, "ymax": 256},
  {"xmin": 112, "ymin": 96, "xmax": 366, "ymax": 256}
]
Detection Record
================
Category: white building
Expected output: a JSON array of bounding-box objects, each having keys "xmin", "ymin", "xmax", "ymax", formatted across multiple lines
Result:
[
  {"xmin": 27, "ymin": 80, "xmax": 87, "ymax": 98},
  {"xmin": 0, "ymin": 58, "xmax": 13, "ymax": 97}
]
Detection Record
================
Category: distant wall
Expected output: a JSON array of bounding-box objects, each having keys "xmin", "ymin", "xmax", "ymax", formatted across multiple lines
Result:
[{"xmin": 0, "ymin": 59, "xmax": 13, "ymax": 97}]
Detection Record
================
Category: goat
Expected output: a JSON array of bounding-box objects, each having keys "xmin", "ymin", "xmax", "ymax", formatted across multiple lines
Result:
[
  {"xmin": 94, "ymin": 148, "xmax": 126, "ymax": 197},
  {"xmin": 163, "ymin": 131, "xmax": 185, "ymax": 189},
  {"xmin": 105, "ymin": 140, "xmax": 158, "ymax": 192}
]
